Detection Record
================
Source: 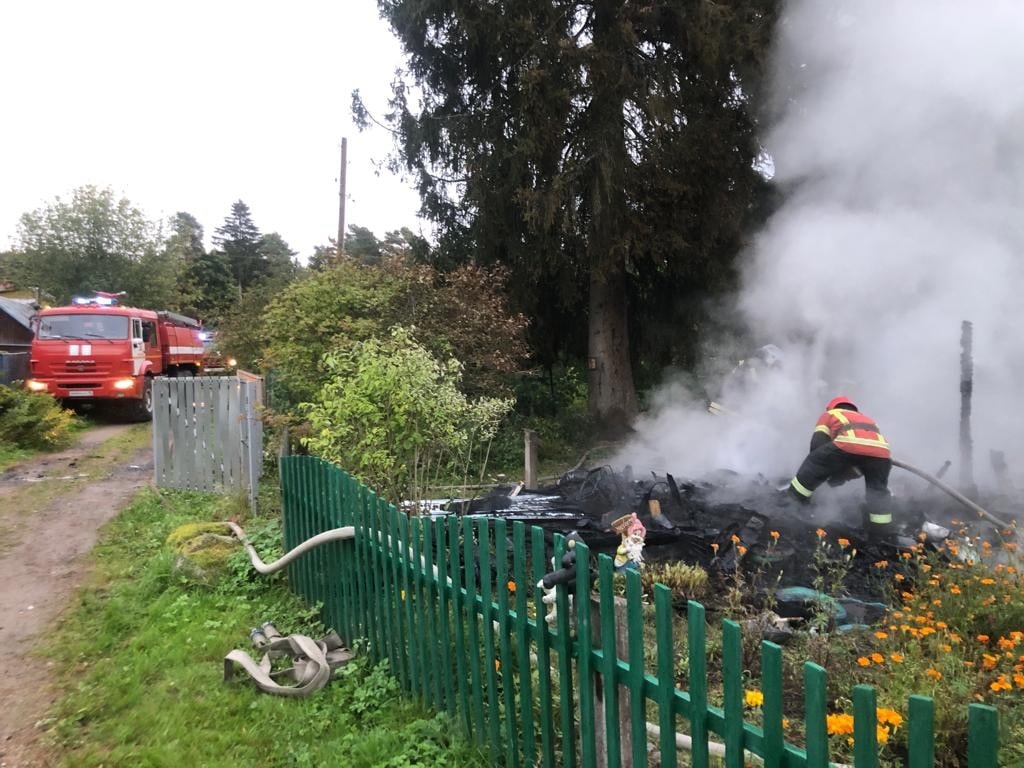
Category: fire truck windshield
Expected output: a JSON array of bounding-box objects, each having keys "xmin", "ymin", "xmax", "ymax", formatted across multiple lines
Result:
[{"xmin": 38, "ymin": 314, "xmax": 129, "ymax": 340}]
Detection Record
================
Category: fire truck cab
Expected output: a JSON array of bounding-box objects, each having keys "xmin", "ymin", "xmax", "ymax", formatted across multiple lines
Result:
[{"xmin": 25, "ymin": 296, "xmax": 206, "ymax": 421}]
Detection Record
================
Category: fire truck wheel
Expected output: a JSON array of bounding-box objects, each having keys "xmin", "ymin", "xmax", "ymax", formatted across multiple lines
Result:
[{"xmin": 129, "ymin": 376, "xmax": 154, "ymax": 422}]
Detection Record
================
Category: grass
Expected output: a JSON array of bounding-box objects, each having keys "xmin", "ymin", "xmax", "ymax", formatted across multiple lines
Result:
[{"xmin": 42, "ymin": 487, "xmax": 488, "ymax": 768}]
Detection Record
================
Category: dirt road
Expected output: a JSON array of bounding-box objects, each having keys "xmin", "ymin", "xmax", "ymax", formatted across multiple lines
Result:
[{"xmin": 0, "ymin": 424, "xmax": 153, "ymax": 768}]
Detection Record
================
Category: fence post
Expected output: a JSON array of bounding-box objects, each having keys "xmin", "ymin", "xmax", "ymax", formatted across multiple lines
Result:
[{"xmin": 591, "ymin": 589, "xmax": 632, "ymax": 767}]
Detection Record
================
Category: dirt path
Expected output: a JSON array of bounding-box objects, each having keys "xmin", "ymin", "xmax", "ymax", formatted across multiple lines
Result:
[{"xmin": 0, "ymin": 424, "xmax": 153, "ymax": 768}]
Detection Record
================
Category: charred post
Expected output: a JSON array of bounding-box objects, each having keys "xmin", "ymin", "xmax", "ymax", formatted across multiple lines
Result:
[{"xmin": 959, "ymin": 321, "xmax": 975, "ymax": 495}]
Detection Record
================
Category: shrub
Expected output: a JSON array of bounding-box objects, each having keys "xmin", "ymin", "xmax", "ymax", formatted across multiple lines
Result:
[
  {"xmin": 0, "ymin": 385, "xmax": 76, "ymax": 449},
  {"xmin": 301, "ymin": 327, "xmax": 514, "ymax": 505}
]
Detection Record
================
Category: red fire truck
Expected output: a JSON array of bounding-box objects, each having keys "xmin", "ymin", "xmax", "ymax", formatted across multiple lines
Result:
[{"xmin": 25, "ymin": 295, "xmax": 206, "ymax": 420}]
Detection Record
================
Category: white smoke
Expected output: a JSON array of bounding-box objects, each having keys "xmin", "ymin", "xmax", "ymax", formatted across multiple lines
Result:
[{"xmin": 615, "ymin": 1, "xmax": 1024, "ymax": 494}]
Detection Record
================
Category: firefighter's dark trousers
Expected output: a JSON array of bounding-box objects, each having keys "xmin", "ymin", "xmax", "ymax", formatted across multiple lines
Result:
[{"xmin": 788, "ymin": 442, "xmax": 894, "ymax": 535}]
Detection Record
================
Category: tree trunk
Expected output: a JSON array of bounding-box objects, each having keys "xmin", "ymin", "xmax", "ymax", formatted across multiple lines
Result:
[
  {"xmin": 586, "ymin": 0, "xmax": 637, "ymax": 434},
  {"xmin": 588, "ymin": 260, "xmax": 637, "ymax": 432}
]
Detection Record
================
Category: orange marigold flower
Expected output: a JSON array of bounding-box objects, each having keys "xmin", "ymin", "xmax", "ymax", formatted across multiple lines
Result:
[
  {"xmin": 877, "ymin": 708, "xmax": 903, "ymax": 727},
  {"xmin": 964, "ymin": 661, "xmax": 976, "ymax": 667},
  {"xmin": 838, "ymin": 537, "xmax": 851, "ymax": 548},
  {"xmin": 1014, "ymin": 673, "xmax": 1024, "ymax": 689},
  {"xmin": 770, "ymin": 530, "xmax": 780, "ymax": 540},
  {"xmin": 990, "ymin": 676, "xmax": 1012, "ymax": 692},
  {"xmin": 507, "ymin": 580, "xmax": 517, "ymax": 593},
  {"xmin": 894, "ymin": 574, "xmax": 906, "ymax": 582},
  {"xmin": 874, "ymin": 560, "xmax": 889, "ymax": 568},
  {"xmin": 950, "ymin": 585, "xmax": 962, "ymax": 594},
  {"xmin": 925, "ymin": 668, "xmax": 943, "ymax": 680},
  {"xmin": 826, "ymin": 713, "xmax": 855, "ymax": 736},
  {"xmin": 978, "ymin": 634, "xmax": 991, "ymax": 643},
  {"xmin": 998, "ymin": 637, "xmax": 1016, "ymax": 650},
  {"xmin": 857, "ymin": 657, "xmax": 872, "ymax": 667},
  {"xmin": 890, "ymin": 652, "xmax": 904, "ymax": 663},
  {"xmin": 982, "ymin": 654, "xmax": 998, "ymax": 670},
  {"xmin": 940, "ymin": 644, "xmax": 952, "ymax": 652},
  {"xmin": 871, "ymin": 653, "xmax": 885, "ymax": 664},
  {"xmin": 731, "ymin": 534, "xmax": 741, "ymax": 545},
  {"xmin": 981, "ymin": 578, "xmax": 996, "ymax": 586},
  {"xmin": 877, "ymin": 724, "xmax": 891, "ymax": 744},
  {"xmin": 816, "ymin": 528, "xmax": 826, "ymax": 538},
  {"xmin": 920, "ymin": 564, "xmax": 932, "ymax": 572},
  {"xmin": 874, "ymin": 631, "xmax": 888, "ymax": 639}
]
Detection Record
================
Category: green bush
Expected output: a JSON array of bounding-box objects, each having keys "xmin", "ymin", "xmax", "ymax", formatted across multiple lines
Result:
[
  {"xmin": 0, "ymin": 385, "xmax": 76, "ymax": 450},
  {"xmin": 301, "ymin": 327, "xmax": 514, "ymax": 504}
]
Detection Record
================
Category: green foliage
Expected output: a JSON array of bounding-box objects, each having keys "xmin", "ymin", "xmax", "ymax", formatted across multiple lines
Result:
[
  {"xmin": 0, "ymin": 385, "xmax": 76, "ymax": 449},
  {"xmin": 261, "ymin": 257, "xmax": 528, "ymax": 408},
  {"xmin": 45, "ymin": 487, "xmax": 486, "ymax": 768},
  {"xmin": 11, "ymin": 185, "xmax": 181, "ymax": 308},
  {"xmin": 302, "ymin": 327, "xmax": 514, "ymax": 504}
]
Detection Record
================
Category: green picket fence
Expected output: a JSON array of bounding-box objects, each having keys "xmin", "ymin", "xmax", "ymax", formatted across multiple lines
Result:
[{"xmin": 280, "ymin": 455, "xmax": 1001, "ymax": 767}]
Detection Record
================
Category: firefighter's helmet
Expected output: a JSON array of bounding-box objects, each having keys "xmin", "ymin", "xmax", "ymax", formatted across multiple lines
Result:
[{"xmin": 826, "ymin": 395, "xmax": 857, "ymax": 412}]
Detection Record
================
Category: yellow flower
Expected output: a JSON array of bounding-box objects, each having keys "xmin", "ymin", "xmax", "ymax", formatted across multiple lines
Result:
[
  {"xmin": 826, "ymin": 713, "xmax": 854, "ymax": 736},
  {"xmin": 981, "ymin": 578, "xmax": 996, "ymax": 586},
  {"xmin": 857, "ymin": 657, "xmax": 871, "ymax": 667},
  {"xmin": 950, "ymin": 585, "xmax": 961, "ymax": 594},
  {"xmin": 744, "ymin": 690, "xmax": 764, "ymax": 709},
  {"xmin": 870, "ymin": 653, "xmax": 885, "ymax": 664},
  {"xmin": 874, "ymin": 631, "xmax": 888, "ymax": 639},
  {"xmin": 890, "ymin": 652, "xmax": 904, "ymax": 663},
  {"xmin": 925, "ymin": 668, "xmax": 942, "ymax": 680},
  {"xmin": 877, "ymin": 708, "xmax": 903, "ymax": 728},
  {"xmin": 877, "ymin": 725, "xmax": 891, "ymax": 744}
]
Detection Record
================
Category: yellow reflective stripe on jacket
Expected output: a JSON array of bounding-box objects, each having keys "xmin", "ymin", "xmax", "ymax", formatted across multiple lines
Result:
[
  {"xmin": 828, "ymin": 409, "xmax": 889, "ymax": 448},
  {"xmin": 869, "ymin": 512, "xmax": 893, "ymax": 524},
  {"xmin": 835, "ymin": 434, "xmax": 890, "ymax": 449},
  {"xmin": 790, "ymin": 477, "xmax": 813, "ymax": 498},
  {"xmin": 814, "ymin": 424, "xmax": 832, "ymax": 436}
]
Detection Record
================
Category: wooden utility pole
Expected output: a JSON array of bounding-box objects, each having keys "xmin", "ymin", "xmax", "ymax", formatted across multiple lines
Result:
[{"xmin": 337, "ymin": 137, "xmax": 348, "ymax": 258}]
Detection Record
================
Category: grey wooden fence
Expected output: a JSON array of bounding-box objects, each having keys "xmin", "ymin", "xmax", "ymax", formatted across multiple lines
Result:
[{"xmin": 152, "ymin": 375, "xmax": 263, "ymax": 508}]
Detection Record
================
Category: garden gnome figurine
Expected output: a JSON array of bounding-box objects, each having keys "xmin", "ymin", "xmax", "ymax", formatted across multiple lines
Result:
[{"xmin": 612, "ymin": 513, "xmax": 646, "ymax": 571}]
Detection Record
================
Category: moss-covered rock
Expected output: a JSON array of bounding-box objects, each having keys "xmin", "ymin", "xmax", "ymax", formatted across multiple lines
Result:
[{"xmin": 167, "ymin": 522, "xmax": 239, "ymax": 584}]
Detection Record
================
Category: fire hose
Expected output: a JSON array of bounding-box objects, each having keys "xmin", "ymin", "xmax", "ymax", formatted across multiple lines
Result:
[{"xmin": 891, "ymin": 458, "xmax": 1012, "ymax": 531}]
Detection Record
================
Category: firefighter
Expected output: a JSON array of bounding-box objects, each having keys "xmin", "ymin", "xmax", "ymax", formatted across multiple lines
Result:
[{"xmin": 785, "ymin": 396, "xmax": 894, "ymax": 538}]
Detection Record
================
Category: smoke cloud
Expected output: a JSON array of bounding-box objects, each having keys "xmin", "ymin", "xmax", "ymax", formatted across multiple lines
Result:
[{"xmin": 615, "ymin": 1, "xmax": 1024, "ymax": 495}]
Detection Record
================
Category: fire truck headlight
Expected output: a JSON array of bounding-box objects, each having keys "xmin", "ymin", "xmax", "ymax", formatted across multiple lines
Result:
[
  {"xmin": 113, "ymin": 378, "xmax": 136, "ymax": 391},
  {"xmin": 26, "ymin": 379, "xmax": 47, "ymax": 392}
]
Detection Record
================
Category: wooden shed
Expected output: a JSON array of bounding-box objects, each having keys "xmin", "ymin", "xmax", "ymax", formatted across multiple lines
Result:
[{"xmin": 0, "ymin": 295, "xmax": 35, "ymax": 383}]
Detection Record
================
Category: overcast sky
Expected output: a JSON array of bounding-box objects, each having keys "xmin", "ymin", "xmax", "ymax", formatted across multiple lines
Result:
[{"xmin": 0, "ymin": 1, "xmax": 423, "ymax": 259}]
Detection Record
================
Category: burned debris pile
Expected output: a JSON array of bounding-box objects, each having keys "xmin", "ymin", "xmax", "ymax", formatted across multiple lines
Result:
[{"xmin": 442, "ymin": 463, "xmax": 1018, "ymax": 620}]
